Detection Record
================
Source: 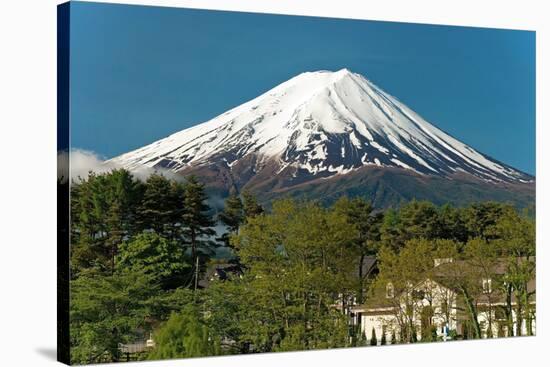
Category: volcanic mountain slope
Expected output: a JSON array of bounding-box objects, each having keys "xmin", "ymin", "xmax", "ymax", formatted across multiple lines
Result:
[{"xmin": 110, "ymin": 69, "xmax": 534, "ymax": 207}]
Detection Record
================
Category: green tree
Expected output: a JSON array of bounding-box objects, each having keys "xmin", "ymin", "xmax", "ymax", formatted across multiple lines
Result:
[
  {"xmin": 489, "ymin": 208, "xmax": 535, "ymax": 336},
  {"xmin": 379, "ymin": 208, "xmax": 401, "ymax": 251},
  {"xmin": 70, "ymin": 169, "xmax": 142, "ymax": 275},
  {"xmin": 137, "ymin": 174, "xmax": 183, "ymax": 239},
  {"xmin": 203, "ymin": 275, "xmax": 257, "ymax": 354},
  {"xmin": 182, "ymin": 176, "xmax": 217, "ymax": 289},
  {"xmin": 149, "ymin": 306, "xmax": 219, "ymax": 360},
  {"xmin": 70, "ymin": 173, "xmax": 110, "ymax": 274},
  {"xmin": 218, "ymin": 194, "xmax": 244, "ymax": 249},
  {"xmin": 379, "ymin": 200, "xmax": 441, "ymax": 249},
  {"xmin": 411, "ymin": 328, "xmax": 418, "ymax": 343},
  {"xmin": 370, "ymin": 328, "xmax": 377, "ymax": 346},
  {"xmin": 398, "ymin": 200, "xmax": 441, "ymax": 241},
  {"xmin": 70, "ymin": 269, "xmax": 160, "ymax": 364},
  {"xmin": 242, "ymin": 190, "xmax": 264, "ymax": 220},
  {"xmin": 104, "ymin": 169, "xmax": 143, "ymax": 273},
  {"xmin": 332, "ymin": 197, "xmax": 382, "ymax": 304},
  {"xmin": 437, "ymin": 204, "xmax": 468, "ymax": 243},
  {"xmin": 116, "ymin": 232, "xmax": 191, "ymax": 290},
  {"xmin": 231, "ymin": 199, "xmax": 357, "ymax": 351},
  {"xmin": 464, "ymin": 202, "xmax": 507, "ymax": 240}
]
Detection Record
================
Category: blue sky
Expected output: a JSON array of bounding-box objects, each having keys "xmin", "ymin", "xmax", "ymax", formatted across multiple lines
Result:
[{"xmin": 70, "ymin": 1, "xmax": 536, "ymax": 174}]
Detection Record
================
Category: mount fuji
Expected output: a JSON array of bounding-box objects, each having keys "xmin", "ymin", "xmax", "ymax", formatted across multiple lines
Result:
[{"xmin": 110, "ymin": 69, "xmax": 534, "ymax": 207}]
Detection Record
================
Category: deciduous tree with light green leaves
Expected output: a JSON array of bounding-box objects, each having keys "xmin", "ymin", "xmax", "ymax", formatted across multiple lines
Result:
[
  {"xmin": 148, "ymin": 305, "xmax": 219, "ymax": 360},
  {"xmin": 228, "ymin": 199, "xmax": 358, "ymax": 351}
]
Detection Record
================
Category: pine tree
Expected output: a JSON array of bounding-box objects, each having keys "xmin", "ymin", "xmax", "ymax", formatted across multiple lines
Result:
[
  {"xmin": 137, "ymin": 174, "xmax": 181, "ymax": 237},
  {"xmin": 70, "ymin": 175, "xmax": 103, "ymax": 274},
  {"xmin": 71, "ymin": 170, "xmax": 142, "ymax": 275},
  {"xmin": 390, "ymin": 329, "xmax": 397, "ymax": 344},
  {"xmin": 242, "ymin": 190, "xmax": 263, "ymax": 220},
  {"xmin": 411, "ymin": 328, "xmax": 418, "ymax": 343},
  {"xmin": 370, "ymin": 328, "xmax": 377, "ymax": 346},
  {"xmin": 431, "ymin": 325, "xmax": 439, "ymax": 341},
  {"xmin": 182, "ymin": 176, "xmax": 217, "ymax": 289},
  {"xmin": 380, "ymin": 326, "xmax": 387, "ymax": 345},
  {"xmin": 104, "ymin": 169, "xmax": 141, "ymax": 273},
  {"xmin": 218, "ymin": 194, "xmax": 244, "ymax": 249},
  {"xmin": 362, "ymin": 330, "xmax": 368, "ymax": 346}
]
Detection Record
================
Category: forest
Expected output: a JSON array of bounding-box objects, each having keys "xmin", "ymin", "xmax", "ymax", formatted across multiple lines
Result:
[{"xmin": 67, "ymin": 169, "xmax": 535, "ymax": 364}]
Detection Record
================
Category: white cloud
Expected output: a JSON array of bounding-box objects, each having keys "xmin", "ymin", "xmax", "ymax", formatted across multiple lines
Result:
[{"xmin": 57, "ymin": 149, "xmax": 182, "ymax": 183}]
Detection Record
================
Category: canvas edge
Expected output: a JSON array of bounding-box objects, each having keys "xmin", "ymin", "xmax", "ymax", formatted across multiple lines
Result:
[{"xmin": 57, "ymin": 2, "xmax": 71, "ymax": 365}]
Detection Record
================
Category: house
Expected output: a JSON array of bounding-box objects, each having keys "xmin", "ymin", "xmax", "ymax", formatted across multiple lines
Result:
[
  {"xmin": 197, "ymin": 262, "xmax": 243, "ymax": 289},
  {"xmin": 350, "ymin": 257, "xmax": 536, "ymax": 344}
]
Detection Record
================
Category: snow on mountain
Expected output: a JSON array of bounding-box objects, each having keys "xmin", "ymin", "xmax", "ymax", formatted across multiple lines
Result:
[{"xmin": 110, "ymin": 68, "xmax": 532, "ymax": 184}]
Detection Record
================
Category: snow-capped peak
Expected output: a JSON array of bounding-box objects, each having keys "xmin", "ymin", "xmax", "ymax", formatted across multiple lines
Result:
[{"xmin": 110, "ymin": 69, "xmax": 532, "ymax": 183}]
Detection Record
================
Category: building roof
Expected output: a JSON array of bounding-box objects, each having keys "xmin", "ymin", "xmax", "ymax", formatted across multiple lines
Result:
[
  {"xmin": 356, "ymin": 256, "xmax": 535, "ymax": 313},
  {"xmin": 355, "ymin": 256, "xmax": 378, "ymax": 279},
  {"xmin": 432, "ymin": 256, "xmax": 535, "ymax": 304}
]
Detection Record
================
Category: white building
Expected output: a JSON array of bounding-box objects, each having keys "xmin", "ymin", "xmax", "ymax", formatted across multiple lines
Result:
[{"xmin": 350, "ymin": 257, "xmax": 536, "ymax": 344}]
